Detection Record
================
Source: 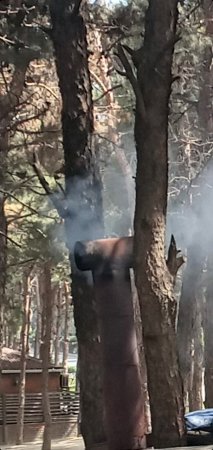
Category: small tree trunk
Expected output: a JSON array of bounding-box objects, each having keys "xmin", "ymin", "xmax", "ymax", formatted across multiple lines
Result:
[
  {"xmin": 0, "ymin": 192, "xmax": 6, "ymax": 353},
  {"xmin": 177, "ymin": 242, "xmax": 204, "ymax": 409},
  {"xmin": 204, "ymin": 254, "xmax": 213, "ymax": 407},
  {"xmin": 41, "ymin": 263, "xmax": 52, "ymax": 450},
  {"xmin": 63, "ymin": 282, "xmax": 70, "ymax": 373},
  {"xmin": 34, "ymin": 275, "xmax": 42, "ymax": 358},
  {"xmin": 4, "ymin": 324, "xmax": 7, "ymax": 347},
  {"xmin": 199, "ymin": 1, "xmax": 213, "ymax": 409},
  {"xmin": 188, "ymin": 297, "xmax": 204, "ymax": 411},
  {"xmin": 16, "ymin": 270, "xmax": 32, "ymax": 445},
  {"xmin": 131, "ymin": 272, "xmax": 150, "ymax": 434},
  {"xmin": 54, "ymin": 287, "xmax": 61, "ymax": 366},
  {"xmin": 40, "ymin": 275, "xmax": 45, "ymax": 361}
]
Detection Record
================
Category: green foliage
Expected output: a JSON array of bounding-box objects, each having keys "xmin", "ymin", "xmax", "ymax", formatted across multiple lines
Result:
[
  {"xmin": 0, "ymin": 1, "xmax": 52, "ymax": 65},
  {"xmin": 1, "ymin": 0, "xmax": 212, "ymax": 354}
]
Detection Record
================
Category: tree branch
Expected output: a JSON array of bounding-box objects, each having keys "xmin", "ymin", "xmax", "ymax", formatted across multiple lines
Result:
[
  {"xmin": 0, "ymin": 189, "xmax": 55, "ymax": 220},
  {"xmin": 94, "ymin": 84, "xmax": 122, "ymax": 103},
  {"xmin": 0, "ymin": 231, "xmax": 22, "ymax": 248},
  {"xmin": 166, "ymin": 234, "xmax": 185, "ymax": 281},
  {"xmin": 7, "ymin": 258, "xmax": 36, "ymax": 268},
  {"xmin": 32, "ymin": 153, "xmax": 68, "ymax": 219},
  {"xmin": 116, "ymin": 45, "xmax": 146, "ymax": 121}
]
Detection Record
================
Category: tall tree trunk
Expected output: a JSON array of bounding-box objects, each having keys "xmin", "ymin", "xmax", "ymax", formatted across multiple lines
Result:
[
  {"xmin": 131, "ymin": 273, "xmax": 150, "ymax": 434},
  {"xmin": 198, "ymin": 0, "xmax": 213, "ymax": 410},
  {"xmin": 41, "ymin": 263, "xmax": 52, "ymax": 450},
  {"xmin": 204, "ymin": 253, "xmax": 213, "ymax": 407},
  {"xmin": 177, "ymin": 242, "xmax": 204, "ymax": 409},
  {"xmin": 50, "ymin": 2, "xmax": 106, "ymax": 448},
  {"xmin": 0, "ymin": 193, "xmax": 6, "ymax": 353},
  {"xmin": 131, "ymin": 1, "xmax": 186, "ymax": 447},
  {"xmin": 16, "ymin": 270, "xmax": 32, "ymax": 445},
  {"xmin": 63, "ymin": 281, "xmax": 70, "ymax": 373},
  {"xmin": 188, "ymin": 271, "xmax": 204, "ymax": 411},
  {"xmin": 34, "ymin": 275, "xmax": 42, "ymax": 359},
  {"xmin": 188, "ymin": 318, "xmax": 203, "ymax": 411},
  {"xmin": 40, "ymin": 274, "xmax": 45, "ymax": 361}
]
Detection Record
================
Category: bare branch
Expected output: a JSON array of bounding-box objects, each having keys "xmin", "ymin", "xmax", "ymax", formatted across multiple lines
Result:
[
  {"xmin": 167, "ymin": 234, "xmax": 185, "ymax": 282},
  {"xmin": 7, "ymin": 258, "xmax": 36, "ymax": 268},
  {"xmin": 116, "ymin": 45, "xmax": 146, "ymax": 121},
  {"xmin": 94, "ymin": 84, "xmax": 122, "ymax": 103},
  {"xmin": 0, "ymin": 189, "xmax": 54, "ymax": 220},
  {"xmin": 32, "ymin": 153, "xmax": 68, "ymax": 219},
  {"xmin": 0, "ymin": 231, "xmax": 22, "ymax": 249},
  {"xmin": 25, "ymin": 81, "xmax": 60, "ymax": 101}
]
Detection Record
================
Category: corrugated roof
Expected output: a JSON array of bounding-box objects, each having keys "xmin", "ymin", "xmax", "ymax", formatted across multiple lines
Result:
[{"xmin": 0, "ymin": 347, "xmax": 62, "ymax": 372}]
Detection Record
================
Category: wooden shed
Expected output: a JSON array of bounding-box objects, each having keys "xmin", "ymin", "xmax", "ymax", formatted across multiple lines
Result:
[
  {"xmin": 0, "ymin": 347, "xmax": 62, "ymax": 394},
  {"xmin": 0, "ymin": 348, "xmax": 80, "ymax": 445}
]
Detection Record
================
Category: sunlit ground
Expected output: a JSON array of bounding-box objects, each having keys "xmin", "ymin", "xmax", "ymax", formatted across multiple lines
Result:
[
  {"xmin": 1, "ymin": 437, "xmax": 84, "ymax": 450},
  {"xmin": 2, "ymin": 441, "xmax": 213, "ymax": 450}
]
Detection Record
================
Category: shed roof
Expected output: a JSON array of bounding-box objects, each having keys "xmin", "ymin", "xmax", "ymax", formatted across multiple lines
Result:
[{"xmin": 0, "ymin": 347, "xmax": 62, "ymax": 373}]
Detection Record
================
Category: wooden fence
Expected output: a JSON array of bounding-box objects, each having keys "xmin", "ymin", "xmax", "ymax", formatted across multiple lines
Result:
[{"xmin": 0, "ymin": 391, "xmax": 80, "ymax": 425}]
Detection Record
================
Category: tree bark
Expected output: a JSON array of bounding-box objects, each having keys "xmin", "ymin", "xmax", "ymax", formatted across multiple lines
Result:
[
  {"xmin": 177, "ymin": 242, "xmax": 204, "ymax": 409},
  {"xmin": 204, "ymin": 253, "xmax": 213, "ymax": 408},
  {"xmin": 16, "ymin": 270, "xmax": 32, "ymax": 445},
  {"xmin": 41, "ymin": 263, "xmax": 52, "ymax": 450},
  {"xmin": 197, "ymin": 0, "xmax": 213, "ymax": 410},
  {"xmin": 132, "ymin": 1, "xmax": 186, "ymax": 447},
  {"xmin": 63, "ymin": 281, "xmax": 70, "ymax": 373},
  {"xmin": 34, "ymin": 275, "xmax": 42, "ymax": 359},
  {"xmin": 49, "ymin": 2, "xmax": 106, "ymax": 447},
  {"xmin": 131, "ymin": 272, "xmax": 150, "ymax": 434},
  {"xmin": 188, "ymin": 314, "xmax": 203, "ymax": 411},
  {"xmin": 54, "ymin": 287, "xmax": 61, "ymax": 366},
  {"xmin": 0, "ymin": 192, "xmax": 6, "ymax": 354}
]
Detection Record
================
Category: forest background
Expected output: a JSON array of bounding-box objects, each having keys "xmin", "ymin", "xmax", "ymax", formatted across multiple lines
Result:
[{"xmin": 0, "ymin": 0, "xmax": 212, "ymax": 448}]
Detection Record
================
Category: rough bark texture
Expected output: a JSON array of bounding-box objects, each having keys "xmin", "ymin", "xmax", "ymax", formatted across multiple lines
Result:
[
  {"xmin": 41, "ymin": 263, "xmax": 52, "ymax": 450},
  {"xmin": 188, "ymin": 314, "xmax": 203, "ymax": 411},
  {"xmin": 34, "ymin": 275, "xmax": 42, "ymax": 359},
  {"xmin": 54, "ymin": 287, "xmax": 61, "ymax": 366},
  {"xmin": 133, "ymin": 1, "xmax": 186, "ymax": 447},
  {"xmin": 49, "ymin": 2, "xmax": 106, "ymax": 447},
  {"xmin": 16, "ymin": 271, "xmax": 32, "ymax": 444},
  {"xmin": 198, "ymin": 0, "xmax": 212, "ymax": 410},
  {"xmin": 131, "ymin": 273, "xmax": 150, "ymax": 434},
  {"xmin": 63, "ymin": 282, "xmax": 70, "ymax": 373},
  {"xmin": 0, "ymin": 193, "xmax": 6, "ymax": 353}
]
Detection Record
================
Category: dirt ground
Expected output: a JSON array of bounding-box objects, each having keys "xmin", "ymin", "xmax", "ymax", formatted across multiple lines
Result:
[
  {"xmin": 2, "ymin": 441, "xmax": 213, "ymax": 450},
  {"xmin": 1, "ymin": 437, "xmax": 84, "ymax": 450}
]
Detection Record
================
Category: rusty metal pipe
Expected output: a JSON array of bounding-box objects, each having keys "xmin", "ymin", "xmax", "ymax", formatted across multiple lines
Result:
[
  {"xmin": 74, "ymin": 237, "xmax": 145, "ymax": 450},
  {"xmin": 74, "ymin": 236, "xmax": 133, "ymax": 271}
]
